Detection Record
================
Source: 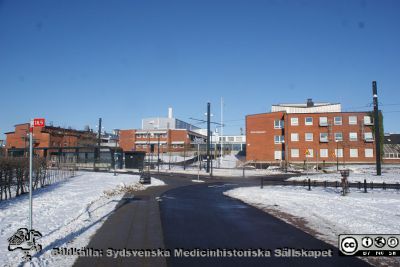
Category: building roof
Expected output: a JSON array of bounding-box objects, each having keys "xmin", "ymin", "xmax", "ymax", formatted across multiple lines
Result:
[
  {"xmin": 271, "ymin": 99, "xmax": 341, "ymax": 114},
  {"xmin": 384, "ymin": 133, "xmax": 400, "ymax": 144}
]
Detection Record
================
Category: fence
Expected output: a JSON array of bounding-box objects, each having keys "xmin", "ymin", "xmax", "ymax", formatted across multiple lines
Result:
[
  {"xmin": 260, "ymin": 177, "xmax": 400, "ymax": 193},
  {"xmin": 0, "ymin": 158, "xmax": 75, "ymax": 201}
]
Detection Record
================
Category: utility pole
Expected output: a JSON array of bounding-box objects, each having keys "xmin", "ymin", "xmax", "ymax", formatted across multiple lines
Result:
[
  {"xmin": 373, "ymin": 81, "xmax": 382, "ymax": 176},
  {"xmin": 220, "ymin": 97, "xmax": 224, "ymax": 161},
  {"xmin": 206, "ymin": 102, "xmax": 211, "ymax": 173},
  {"xmin": 95, "ymin": 118, "xmax": 102, "ymax": 170},
  {"xmin": 157, "ymin": 134, "xmax": 160, "ymax": 173}
]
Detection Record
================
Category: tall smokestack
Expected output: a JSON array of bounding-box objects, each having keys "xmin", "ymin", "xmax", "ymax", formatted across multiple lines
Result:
[{"xmin": 168, "ymin": 107, "xmax": 173, "ymax": 119}]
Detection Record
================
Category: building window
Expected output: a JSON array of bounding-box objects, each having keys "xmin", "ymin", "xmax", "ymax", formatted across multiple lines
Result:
[
  {"xmin": 306, "ymin": 149, "xmax": 313, "ymax": 158},
  {"xmin": 274, "ymin": 135, "xmax": 284, "ymax": 144},
  {"xmin": 228, "ymin": 137, "xmax": 234, "ymax": 142},
  {"xmin": 291, "ymin": 133, "xmax": 299, "ymax": 142},
  {"xmin": 320, "ymin": 133, "xmax": 329, "ymax": 142},
  {"xmin": 274, "ymin": 151, "xmax": 282, "ymax": 160},
  {"xmin": 305, "ymin": 117, "xmax": 313, "ymax": 126},
  {"xmin": 334, "ymin": 116, "xmax": 342, "ymax": 125},
  {"xmin": 291, "ymin": 117, "xmax": 298, "ymax": 126},
  {"xmin": 350, "ymin": 149, "xmax": 358, "ymax": 158},
  {"xmin": 305, "ymin": 133, "xmax": 313, "ymax": 142},
  {"xmin": 364, "ymin": 116, "xmax": 373, "ymax": 125},
  {"xmin": 364, "ymin": 132, "xmax": 374, "ymax": 142},
  {"xmin": 291, "ymin": 149, "xmax": 299, "ymax": 158},
  {"xmin": 334, "ymin": 132, "xmax": 343, "ymax": 141},
  {"xmin": 319, "ymin": 117, "xmax": 328, "ymax": 126},
  {"xmin": 274, "ymin": 120, "xmax": 284, "ymax": 129},
  {"xmin": 320, "ymin": 149, "xmax": 328, "ymax": 158},
  {"xmin": 349, "ymin": 132, "xmax": 358, "ymax": 141},
  {"xmin": 335, "ymin": 148, "xmax": 343, "ymax": 158},
  {"xmin": 365, "ymin": 149, "xmax": 373, "ymax": 158},
  {"xmin": 349, "ymin": 116, "xmax": 357, "ymax": 125}
]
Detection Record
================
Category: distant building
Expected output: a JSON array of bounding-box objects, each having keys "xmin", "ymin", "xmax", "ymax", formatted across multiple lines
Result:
[
  {"xmin": 246, "ymin": 99, "xmax": 376, "ymax": 164},
  {"xmin": 211, "ymin": 134, "xmax": 246, "ymax": 152},
  {"xmin": 119, "ymin": 108, "xmax": 206, "ymax": 153},
  {"xmin": 383, "ymin": 133, "xmax": 400, "ymax": 163},
  {"xmin": 5, "ymin": 123, "xmax": 97, "ymax": 157},
  {"xmin": 100, "ymin": 130, "xmax": 119, "ymax": 148}
]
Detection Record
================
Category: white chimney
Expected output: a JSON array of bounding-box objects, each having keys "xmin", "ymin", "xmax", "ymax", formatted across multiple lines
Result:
[{"xmin": 168, "ymin": 107, "xmax": 173, "ymax": 119}]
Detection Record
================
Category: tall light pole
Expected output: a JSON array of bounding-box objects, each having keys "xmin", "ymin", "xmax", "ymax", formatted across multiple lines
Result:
[
  {"xmin": 373, "ymin": 81, "xmax": 382, "ymax": 176},
  {"xmin": 206, "ymin": 102, "xmax": 211, "ymax": 173},
  {"xmin": 114, "ymin": 130, "xmax": 119, "ymax": 176},
  {"xmin": 336, "ymin": 140, "xmax": 339, "ymax": 171},
  {"xmin": 157, "ymin": 133, "xmax": 160, "ymax": 173}
]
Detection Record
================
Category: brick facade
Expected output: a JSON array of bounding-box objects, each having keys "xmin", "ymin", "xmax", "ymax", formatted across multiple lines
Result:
[
  {"xmin": 119, "ymin": 129, "xmax": 205, "ymax": 153},
  {"xmin": 246, "ymin": 111, "xmax": 376, "ymax": 164},
  {"xmin": 5, "ymin": 123, "xmax": 96, "ymax": 157}
]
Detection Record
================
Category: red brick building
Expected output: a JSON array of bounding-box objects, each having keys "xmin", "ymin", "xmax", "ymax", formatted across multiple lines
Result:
[
  {"xmin": 120, "ymin": 108, "xmax": 206, "ymax": 153},
  {"xmin": 5, "ymin": 123, "xmax": 97, "ymax": 157},
  {"xmin": 246, "ymin": 100, "xmax": 376, "ymax": 164},
  {"xmin": 120, "ymin": 129, "xmax": 205, "ymax": 153}
]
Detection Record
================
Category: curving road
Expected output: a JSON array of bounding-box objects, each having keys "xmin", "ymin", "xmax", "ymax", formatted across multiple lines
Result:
[
  {"xmin": 160, "ymin": 181, "xmax": 370, "ymax": 267},
  {"xmin": 75, "ymin": 173, "xmax": 370, "ymax": 267}
]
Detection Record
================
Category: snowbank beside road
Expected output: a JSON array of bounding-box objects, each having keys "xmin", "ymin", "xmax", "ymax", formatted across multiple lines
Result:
[
  {"xmin": 225, "ymin": 186, "xmax": 400, "ymax": 265},
  {"xmin": 288, "ymin": 165, "xmax": 400, "ymax": 184},
  {"xmin": 0, "ymin": 172, "xmax": 164, "ymax": 267}
]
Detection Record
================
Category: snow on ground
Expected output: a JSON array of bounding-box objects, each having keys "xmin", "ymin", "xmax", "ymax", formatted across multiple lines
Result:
[
  {"xmin": 225, "ymin": 186, "xmax": 400, "ymax": 265},
  {"xmin": 288, "ymin": 164, "xmax": 400, "ymax": 183},
  {"xmin": 151, "ymin": 153, "xmax": 196, "ymax": 163},
  {"xmin": 0, "ymin": 171, "xmax": 165, "ymax": 267},
  {"xmin": 156, "ymin": 164, "xmax": 284, "ymax": 177},
  {"xmin": 211, "ymin": 153, "xmax": 241, "ymax": 168}
]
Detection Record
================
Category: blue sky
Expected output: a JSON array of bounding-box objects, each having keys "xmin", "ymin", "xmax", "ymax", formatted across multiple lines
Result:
[{"xmin": 1, "ymin": 0, "xmax": 399, "ymax": 139}]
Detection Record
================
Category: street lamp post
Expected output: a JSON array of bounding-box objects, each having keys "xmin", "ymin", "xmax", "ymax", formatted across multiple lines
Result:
[
  {"xmin": 114, "ymin": 130, "xmax": 119, "ymax": 176},
  {"xmin": 157, "ymin": 134, "xmax": 160, "ymax": 173},
  {"xmin": 336, "ymin": 140, "xmax": 339, "ymax": 171},
  {"xmin": 147, "ymin": 132, "xmax": 151, "ymax": 175}
]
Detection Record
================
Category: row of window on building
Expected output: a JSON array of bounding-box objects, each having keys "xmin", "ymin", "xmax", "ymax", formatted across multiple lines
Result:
[
  {"xmin": 136, "ymin": 144, "xmax": 184, "ymax": 149},
  {"xmin": 136, "ymin": 133, "xmax": 168, "ymax": 139},
  {"xmin": 274, "ymin": 148, "xmax": 374, "ymax": 160},
  {"xmin": 274, "ymin": 115, "xmax": 373, "ymax": 128},
  {"xmin": 274, "ymin": 132, "xmax": 373, "ymax": 144},
  {"xmin": 384, "ymin": 153, "xmax": 400, "ymax": 159}
]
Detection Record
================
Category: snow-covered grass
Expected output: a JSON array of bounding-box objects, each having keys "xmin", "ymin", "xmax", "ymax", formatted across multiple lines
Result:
[
  {"xmin": 288, "ymin": 164, "xmax": 400, "ymax": 183},
  {"xmin": 225, "ymin": 186, "xmax": 400, "ymax": 266},
  {"xmin": 0, "ymin": 171, "xmax": 165, "ymax": 267},
  {"xmin": 156, "ymin": 165, "xmax": 284, "ymax": 177}
]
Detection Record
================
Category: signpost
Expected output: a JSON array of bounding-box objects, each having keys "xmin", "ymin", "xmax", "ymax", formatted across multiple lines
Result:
[
  {"xmin": 305, "ymin": 149, "xmax": 310, "ymax": 178},
  {"xmin": 193, "ymin": 138, "xmax": 205, "ymax": 181},
  {"xmin": 29, "ymin": 118, "xmax": 45, "ymax": 230}
]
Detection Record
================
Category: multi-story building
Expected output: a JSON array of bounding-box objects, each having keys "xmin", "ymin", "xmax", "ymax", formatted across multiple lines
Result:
[
  {"xmin": 246, "ymin": 99, "xmax": 376, "ymax": 164},
  {"xmin": 120, "ymin": 108, "xmax": 206, "ymax": 153},
  {"xmin": 5, "ymin": 123, "xmax": 97, "ymax": 157},
  {"xmin": 383, "ymin": 133, "xmax": 400, "ymax": 164}
]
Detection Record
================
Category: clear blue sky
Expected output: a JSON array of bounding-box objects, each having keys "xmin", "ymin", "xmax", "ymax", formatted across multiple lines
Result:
[{"xmin": 1, "ymin": 0, "xmax": 399, "ymax": 139}]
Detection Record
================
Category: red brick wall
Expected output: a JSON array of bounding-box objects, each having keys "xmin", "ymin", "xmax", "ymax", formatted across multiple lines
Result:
[
  {"xmin": 246, "ymin": 112, "xmax": 284, "ymax": 162},
  {"xmin": 119, "ymin": 130, "xmax": 136, "ymax": 152},
  {"xmin": 119, "ymin": 129, "xmax": 195, "ymax": 153},
  {"xmin": 246, "ymin": 112, "xmax": 377, "ymax": 164},
  {"xmin": 6, "ymin": 124, "xmax": 96, "ymax": 157}
]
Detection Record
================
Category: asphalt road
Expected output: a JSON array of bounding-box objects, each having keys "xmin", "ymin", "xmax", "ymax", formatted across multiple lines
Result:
[
  {"xmin": 74, "ymin": 173, "xmax": 370, "ymax": 267},
  {"xmin": 160, "ymin": 181, "xmax": 370, "ymax": 267}
]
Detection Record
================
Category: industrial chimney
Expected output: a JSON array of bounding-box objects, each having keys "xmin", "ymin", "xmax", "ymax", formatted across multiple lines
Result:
[{"xmin": 168, "ymin": 107, "xmax": 173, "ymax": 119}]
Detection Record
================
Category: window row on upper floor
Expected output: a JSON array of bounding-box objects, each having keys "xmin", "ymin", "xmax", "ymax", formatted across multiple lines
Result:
[
  {"xmin": 274, "ymin": 115, "xmax": 373, "ymax": 129},
  {"xmin": 274, "ymin": 132, "xmax": 373, "ymax": 144}
]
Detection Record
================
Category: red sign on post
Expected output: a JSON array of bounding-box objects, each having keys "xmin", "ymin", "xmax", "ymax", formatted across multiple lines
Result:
[{"xmin": 32, "ymin": 118, "xmax": 45, "ymax": 127}]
